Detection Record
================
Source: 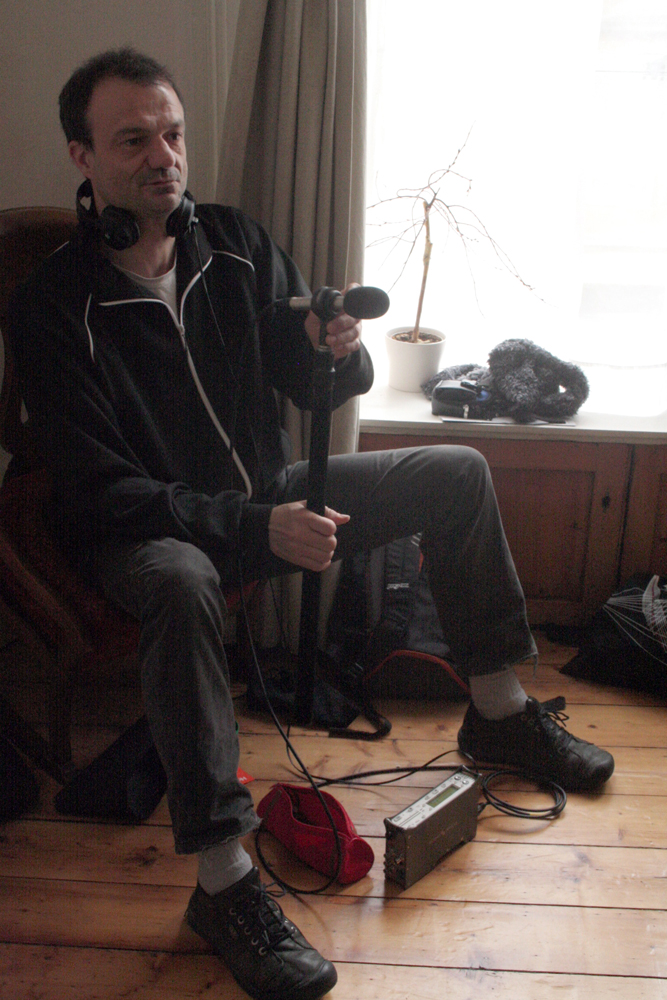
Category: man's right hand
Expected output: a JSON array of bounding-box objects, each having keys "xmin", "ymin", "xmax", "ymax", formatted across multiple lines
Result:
[{"xmin": 269, "ymin": 501, "xmax": 350, "ymax": 572}]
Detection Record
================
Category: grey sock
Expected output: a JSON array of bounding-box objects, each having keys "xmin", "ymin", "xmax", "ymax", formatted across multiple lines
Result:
[
  {"xmin": 469, "ymin": 668, "xmax": 528, "ymax": 721},
  {"xmin": 197, "ymin": 838, "xmax": 253, "ymax": 897}
]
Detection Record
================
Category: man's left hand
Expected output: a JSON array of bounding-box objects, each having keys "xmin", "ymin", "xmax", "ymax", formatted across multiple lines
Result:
[{"xmin": 304, "ymin": 283, "xmax": 362, "ymax": 361}]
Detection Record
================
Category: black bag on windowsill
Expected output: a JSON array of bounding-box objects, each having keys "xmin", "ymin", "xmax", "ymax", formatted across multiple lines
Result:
[
  {"xmin": 423, "ymin": 339, "xmax": 590, "ymax": 424},
  {"xmin": 546, "ymin": 574, "xmax": 667, "ymax": 697}
]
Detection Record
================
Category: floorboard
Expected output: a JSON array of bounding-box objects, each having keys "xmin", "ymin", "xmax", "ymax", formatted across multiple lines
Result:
[
  {"xmin": 1, "ymin": 631, "xmax": 666, "ymax": 995},
  {"xmin": 1, "ymin": 946, "xmax": 663, "ymax": 1000}
]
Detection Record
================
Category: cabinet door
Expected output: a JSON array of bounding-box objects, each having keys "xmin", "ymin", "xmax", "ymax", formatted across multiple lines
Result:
[
  {"xmin": 620, "ymin": 444, "xmax": 667, "ymax": 580},
  {"xmin": 359, "ymin": 433, "xmax": 631, "ymax": 625}
]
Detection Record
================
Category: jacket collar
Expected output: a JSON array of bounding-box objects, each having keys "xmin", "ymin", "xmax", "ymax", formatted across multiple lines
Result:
[{"xmin": 71, "ymin": 221, "xmax": 213, "ymax": 305}]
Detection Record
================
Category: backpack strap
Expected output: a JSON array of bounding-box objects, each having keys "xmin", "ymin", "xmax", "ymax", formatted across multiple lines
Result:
[{"xmin": 365, "ymin": 534, "xmax": 422, "ymax": 667}]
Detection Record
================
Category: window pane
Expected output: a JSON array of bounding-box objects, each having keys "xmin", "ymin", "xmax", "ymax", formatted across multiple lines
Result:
[{"xmin": 365, "ymin": 0, "xmax": 667, "ymax": 414}]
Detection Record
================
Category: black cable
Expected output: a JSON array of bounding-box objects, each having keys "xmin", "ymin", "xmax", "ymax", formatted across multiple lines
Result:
[
  {"xmin": 294, "ymin": 747, "xmax": 468, "ymax": 788},
  {"xmin": 191, "ymin": 236, "xmax": 341, "ymax": 889},
  {"xmin": 479, "ymin": 769, "xmax": 566, "ymax": 820},
  {"xmin": 286, "ymin": 749, "xmax": 567, "ymax": 823},
  {"xmin": 187, "ymin": 244, "xmax": 345, "ymax": 894},
  {"xmin": 232, "ymin": 282, "xmax": 566, "ymax": 879},
  {"xmin": 237, "ymin": 561, "xmax": 345, "ymax": 895},
  {"xmin": 192, "ymin": 224, "xmax": 233, "ymax": 370},
  {"xmin": 237, "ymin": 570, "xmax": 566, "ymax": 889}
]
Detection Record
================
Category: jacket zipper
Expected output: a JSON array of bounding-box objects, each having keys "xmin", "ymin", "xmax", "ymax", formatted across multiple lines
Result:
[{"xmin": 98, "ymin": 263, "xmax": 253, "ymax": 499}]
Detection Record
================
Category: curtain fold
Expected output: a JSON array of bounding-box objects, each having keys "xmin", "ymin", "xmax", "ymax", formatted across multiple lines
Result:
[
  {"xmin": 218, "ymin": 0, "xmax": 366, "ymax": 291},
  {"xmin": 217, "ymin": 0, "xmax": 367, "ymax": 649}
]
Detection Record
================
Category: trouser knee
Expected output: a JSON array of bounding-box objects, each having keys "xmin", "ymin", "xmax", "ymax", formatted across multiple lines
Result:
[
  {"xmin": 145, "ymin": 539, "xmax": 227, "ymax": 622},
  {"xmin": 433, "ymin": 444, "xmax": 490, "ymax": 484},
  {"xmin": 416, "ymin": 445, "xmax": 494, "ymax": 521}
]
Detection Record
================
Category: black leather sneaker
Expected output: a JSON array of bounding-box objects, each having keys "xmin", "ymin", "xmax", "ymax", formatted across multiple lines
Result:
[
  {"xmin": 185, "ymin": 867, "xmax": 337, "ymax": 1000},
  {"xmin": 457, "ymin": 696, "xmax": 615, "ymax": 791}
]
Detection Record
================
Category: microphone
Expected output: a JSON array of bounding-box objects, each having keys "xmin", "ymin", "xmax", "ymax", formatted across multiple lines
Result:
[{"xmin": 288, "ymin": 285, "xmax": 390, "ymax": 320}]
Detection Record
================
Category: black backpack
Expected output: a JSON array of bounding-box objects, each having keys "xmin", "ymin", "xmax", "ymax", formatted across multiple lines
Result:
[
  {"xmin": 326, "ymin": 534, "xmax": 469, "ymax": 702},
  {"xmin": 554, "ymin": 574, "xmax": 667, "ymax": 696}
]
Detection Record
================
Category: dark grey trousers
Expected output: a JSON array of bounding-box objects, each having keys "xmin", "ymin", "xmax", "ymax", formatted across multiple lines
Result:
[{"xmin": 95, "ymin": 445, "xmax": 535, "ymax": 853}]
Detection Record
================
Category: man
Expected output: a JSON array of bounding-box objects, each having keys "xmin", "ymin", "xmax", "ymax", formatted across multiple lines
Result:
[{"xmin": 9, "ymin": 49, "xmax": 614, "ymax": 1000}]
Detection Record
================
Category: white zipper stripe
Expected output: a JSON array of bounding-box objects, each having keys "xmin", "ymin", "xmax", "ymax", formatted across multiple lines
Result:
[
  {"xmin": 213, "ymin": 249, "xmax": 255, "ymax": 271},
  {"xmin": 84, "ymin": 294, "xmax": 95, "ymax": 361},
  {"xmin": 184, "ymin": 344, "xmax": 253, "ymax": 499},
  {"xmin": 92, "ymin": 267, "xmax": 252, "ymax": 499},
  {"xmin": 98, "ymin": 245, "xmax": 213, "ymax": 309},
  {"xmin": 99, "ymin": 297, "xmax": 156, "ymax": 307}
]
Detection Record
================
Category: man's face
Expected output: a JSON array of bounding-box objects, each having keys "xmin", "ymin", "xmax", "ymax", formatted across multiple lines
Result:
[{"xmin": 69, "ymin": 76, "xmax": 188, "ymax": 224}]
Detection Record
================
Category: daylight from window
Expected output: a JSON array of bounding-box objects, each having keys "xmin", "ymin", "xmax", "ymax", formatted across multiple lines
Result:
[{"xmin": 364, "ymin": 0, "xmax": 667, "ymax": 415}]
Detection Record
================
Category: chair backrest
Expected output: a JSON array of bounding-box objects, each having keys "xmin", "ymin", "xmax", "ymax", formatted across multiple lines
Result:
[{"xmin": 0, "ymin": 207, "xmax": 78, "ymax": 464}]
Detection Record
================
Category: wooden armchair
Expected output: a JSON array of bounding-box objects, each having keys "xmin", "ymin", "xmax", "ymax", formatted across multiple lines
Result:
[
  {"xmin": 0, "ymin": 208, "xmax": 253, "ymax": 774},
  {"xmin": 0, "ymin": 207, "xmax": 145, "ymax": 770}
]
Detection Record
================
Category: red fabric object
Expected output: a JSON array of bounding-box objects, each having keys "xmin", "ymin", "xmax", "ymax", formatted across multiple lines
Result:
[{"xmin": 256, "ymin": 782, "xmax": 374, "ymax": 884}]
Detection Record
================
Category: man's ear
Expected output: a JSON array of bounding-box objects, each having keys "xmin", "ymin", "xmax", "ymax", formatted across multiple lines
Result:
[{"xmin": 69, "ymin": 140, "xmax": 93, "ymax": 178}]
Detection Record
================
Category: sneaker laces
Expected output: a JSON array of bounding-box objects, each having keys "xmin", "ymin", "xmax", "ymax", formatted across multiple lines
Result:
[
  {"xmin": 235, "ymin": 880, "xmax": 293, "ymax": 948},
  {"xmin": 526, "ymin": 697, "xmax": 584, "ymax": 755}
]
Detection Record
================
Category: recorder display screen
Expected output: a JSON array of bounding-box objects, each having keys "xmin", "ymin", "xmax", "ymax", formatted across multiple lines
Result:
[{"xmin": 428, "ymin": 784, "xmax": 459, "ymax": 809}]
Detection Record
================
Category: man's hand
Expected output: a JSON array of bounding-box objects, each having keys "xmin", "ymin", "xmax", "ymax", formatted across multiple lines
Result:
[
  {"xmin": 304, "ymin": 283, "xmax": 363, "ymax": 361},
  {"xmin": 269, "ymin": 501, "xmax": 350, "ymax": 572}
]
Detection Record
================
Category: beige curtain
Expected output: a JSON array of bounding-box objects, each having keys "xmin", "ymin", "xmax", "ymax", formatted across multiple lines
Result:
[{"xmin": 217, "ymin": 0, "xmax": 367, "ymax": 649}]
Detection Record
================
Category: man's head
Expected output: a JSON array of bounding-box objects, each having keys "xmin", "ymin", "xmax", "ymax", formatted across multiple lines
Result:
[
  {"xmin": 61, "ymin": 49, "xmax": 188, "ymax": 227},
  {"xmin": 59, "ymin": 48, "xmax": 182, "ymax": 149}
]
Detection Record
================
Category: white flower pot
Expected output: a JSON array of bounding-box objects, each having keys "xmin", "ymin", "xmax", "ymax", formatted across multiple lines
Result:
[{"xmin": 385, "ymin": 327, "xmax": 445, "ymax": 392}]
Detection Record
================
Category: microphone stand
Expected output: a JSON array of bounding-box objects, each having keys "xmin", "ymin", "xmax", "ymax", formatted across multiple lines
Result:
[{"xmin": 294, "ymin": 288, "xmax": 341, "ymax": 726}]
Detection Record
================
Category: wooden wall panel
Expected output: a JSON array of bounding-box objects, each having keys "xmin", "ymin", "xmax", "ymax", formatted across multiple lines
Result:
[
  {"xmin": 491, "ymin": 467, "xmax": 592, "ymax": 602},
  {"xmin": 621, "ymin": 445, "xmax": 667, "ymax": 580}
]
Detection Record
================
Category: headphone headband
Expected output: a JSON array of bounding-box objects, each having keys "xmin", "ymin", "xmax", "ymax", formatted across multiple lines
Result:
[{"xmin": 75, "ymin": 179, "xmax": 196, "ymax": 250}]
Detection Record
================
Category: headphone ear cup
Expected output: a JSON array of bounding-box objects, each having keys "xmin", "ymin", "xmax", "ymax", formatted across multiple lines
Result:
[
  {"xmin": 98, "ymin": 206, "xmax": 141, "ymax": 251},
  {"xmin": 166, "ymin": 191, "xmax": 196, "ymax": 238},
  {"xmin": 76, "ymin": 180, "xmax": 140, "ymax": 250},
  {"xmin": 76, "ymin": 180, "xmax": 194, "ymax": 248}
]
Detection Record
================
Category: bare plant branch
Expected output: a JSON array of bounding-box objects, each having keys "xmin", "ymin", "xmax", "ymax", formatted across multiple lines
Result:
[{"xmin": 367, "ymin": 133, "xmax": 535, "ymax": 338}]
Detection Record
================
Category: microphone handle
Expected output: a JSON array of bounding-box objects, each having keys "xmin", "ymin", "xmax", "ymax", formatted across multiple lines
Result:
[
  {"xmin": 287, "ymin": 285, "xmax": 389, "ymax": 321},
  {"xmin": 288, "ymin": 293, "xmax": 343, "ymax": 314}
]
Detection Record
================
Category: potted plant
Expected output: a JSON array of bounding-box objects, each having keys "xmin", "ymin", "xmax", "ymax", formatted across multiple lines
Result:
[{"xmin": 367, "ymin": 143, "xmax": 531, "ymax": 391}]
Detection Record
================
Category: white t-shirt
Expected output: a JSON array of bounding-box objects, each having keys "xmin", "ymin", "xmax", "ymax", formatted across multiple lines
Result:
[{"xmin": 115, "ymin": 258, "xmax": 178, "ymax": 314}]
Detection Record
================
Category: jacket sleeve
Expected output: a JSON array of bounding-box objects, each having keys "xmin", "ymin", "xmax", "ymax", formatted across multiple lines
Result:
[{"xmin": 219, "ymin": 208, "xmax": 374, "ymax": 410}]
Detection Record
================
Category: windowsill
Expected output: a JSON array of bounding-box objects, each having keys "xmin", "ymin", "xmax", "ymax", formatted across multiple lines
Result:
[{"xmin": 359, "ymin": 381, "xmax": 667, "ymax": 445}]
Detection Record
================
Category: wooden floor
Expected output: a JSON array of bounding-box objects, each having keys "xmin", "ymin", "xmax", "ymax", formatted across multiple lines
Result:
[{"xmin": 1, "ymin": 630, "xmax": 666, "ymax": 998}]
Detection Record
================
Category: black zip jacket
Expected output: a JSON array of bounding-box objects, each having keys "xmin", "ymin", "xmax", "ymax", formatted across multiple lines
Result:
[{"xmin": 8, "ymin": 205, "xmax": 373, "ymax": 575}]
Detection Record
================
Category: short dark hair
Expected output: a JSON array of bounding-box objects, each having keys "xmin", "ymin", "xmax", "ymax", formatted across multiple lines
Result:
[{"xmin": 59, "ymin": 47, "xmax": 182, "ymax": 148}]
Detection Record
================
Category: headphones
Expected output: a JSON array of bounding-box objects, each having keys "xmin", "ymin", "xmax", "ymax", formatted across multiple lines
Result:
[{"xmin": 76, "ymin": 178, "xmax": 196, "ymax": 251}]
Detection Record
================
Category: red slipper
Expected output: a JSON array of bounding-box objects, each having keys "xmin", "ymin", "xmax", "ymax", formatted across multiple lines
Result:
[{"xmin": 257, "ymin": 783, "xmax": 374, "ymax": 884}]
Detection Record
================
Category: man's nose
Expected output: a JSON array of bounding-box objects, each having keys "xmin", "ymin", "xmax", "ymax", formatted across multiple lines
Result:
[{"xmin": 147, "ymin": 136, "xmax": 177, "ymax": 170}]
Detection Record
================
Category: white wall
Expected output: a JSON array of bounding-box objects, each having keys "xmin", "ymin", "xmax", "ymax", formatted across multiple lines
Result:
[{"xmin": 0, "ymin": 0, "xmax": 241, "ymax": 211}]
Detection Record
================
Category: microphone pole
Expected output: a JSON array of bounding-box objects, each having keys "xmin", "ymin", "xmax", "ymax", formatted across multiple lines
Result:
[
  {"xmin": 292, "ymin": 286, "xmax": 389, "ymax": 726},
  {"xmin": 294, "ymin": 288, "xmax": 339, "ymax": 726}
]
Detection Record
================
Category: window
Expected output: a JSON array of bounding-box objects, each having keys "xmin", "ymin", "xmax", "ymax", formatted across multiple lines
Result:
[{"xmin": 364, "ymin": 0, "xmax": 667, "ymax": 416}]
